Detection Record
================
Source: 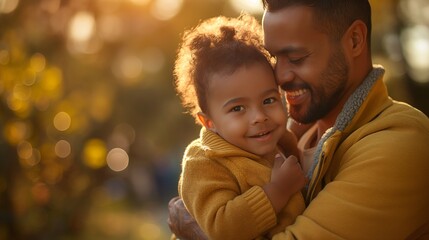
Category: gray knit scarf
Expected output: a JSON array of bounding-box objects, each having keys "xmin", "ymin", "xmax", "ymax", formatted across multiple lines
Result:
[{"xmin": 307, "ymin": 65, "xmax": 385, "ymax": 179}]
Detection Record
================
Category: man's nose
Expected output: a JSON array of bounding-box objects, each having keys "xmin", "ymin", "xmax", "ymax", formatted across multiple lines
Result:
[{"xmin": 275, "ymin": 61, "xmax": 295, "ymax": 87}]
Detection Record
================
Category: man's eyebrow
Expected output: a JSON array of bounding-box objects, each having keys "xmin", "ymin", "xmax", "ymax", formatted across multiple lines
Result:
[{"xmin": 271, "ymin": 46, "xmax": 307, "ymax": 55}]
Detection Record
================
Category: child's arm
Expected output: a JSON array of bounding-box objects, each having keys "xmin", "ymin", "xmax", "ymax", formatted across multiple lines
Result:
[
  {"xmin": 262, "ymin": 153, "xmax": 306, "ymax": 214},
  {"xmin": 180, "ymin": 156, "xmax": 278, "ymax": 240}
]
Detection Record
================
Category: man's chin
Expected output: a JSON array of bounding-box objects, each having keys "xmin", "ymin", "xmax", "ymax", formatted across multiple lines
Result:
[
  {"xmin": 288, "ymin": 112, "xmax": 311, "ymax": 125},
  {"xmin": 289, "ymin": 116, "xmax": 304, "ymax": 125},
  {"xmin": 289, "ymin": 107, "xmax": 324, "ymax": 124}
]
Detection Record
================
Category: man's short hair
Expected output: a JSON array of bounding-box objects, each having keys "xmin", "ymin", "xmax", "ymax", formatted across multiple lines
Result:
[{"xmin": 262, "ymin": 0, "xmax": 372, "ymax": 43}]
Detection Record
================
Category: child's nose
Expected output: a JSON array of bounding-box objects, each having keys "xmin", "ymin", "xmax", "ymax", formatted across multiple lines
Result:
[{"xmin": 252, "ymin": 109, "xmax": 268, "ymax": 124}]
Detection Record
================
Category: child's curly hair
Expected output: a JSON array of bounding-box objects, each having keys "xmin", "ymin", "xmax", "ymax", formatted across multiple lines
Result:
[{"xmin": 174, "ymin": 14, "xmax": 273, "ymax": 124}]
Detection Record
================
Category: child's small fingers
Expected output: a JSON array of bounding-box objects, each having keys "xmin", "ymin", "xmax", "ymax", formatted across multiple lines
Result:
[
  {"xmin": 274, "ymin": 153, "xmax": 285, "ymax": 169},
  {"xmin": 285, "ymin": 155, "xmax": 299, "ymax": 165}
]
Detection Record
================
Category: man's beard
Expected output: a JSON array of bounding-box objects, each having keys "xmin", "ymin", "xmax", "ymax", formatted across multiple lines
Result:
[{"xmin": 289, "ymin": 48, "xmax": 349, "ymax": 124}]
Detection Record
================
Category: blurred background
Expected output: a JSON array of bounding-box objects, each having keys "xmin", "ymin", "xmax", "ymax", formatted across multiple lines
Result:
[{"xmin": 0, "ymin": 0, "xmax": 428, "ymax": 239}]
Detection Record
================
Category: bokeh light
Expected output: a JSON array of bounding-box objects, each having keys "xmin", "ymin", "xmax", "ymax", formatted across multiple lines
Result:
[
  {"xmin": 4, "ymin": 120, "xmax": 31, "ymax": 145},
  {"xmin": 113, "ymin": 53, "xmax": 143, "ymax": 83},
  {"xmin": 151, "ymin": 0, "xmax": 183, "ymax": 21},
  {"xmin": 7, "ymin": 85, "xmax": 31, "ymax": 116},
  {"xmin": 88, "ymin": 84, "xmax": 115, "ymax": 122},
  {"xmin": 67, "ymin": 11, "xmax": 102, "ymax": 54},
  {"xmin": 401, "ymin": 25, "xmax": 429, "ymax": 83},
  {"xmin": 53, "ymin": 112, "xmax": 71, "ymax": 131},
  {"xmin": 17, "ymin": 140, "xmax": 32, "ymax": 159},
  {"xmin": 0, "ymin": 0, "xmax": 19, "ymax": 14},
  {"xmin": 98, "ymin": 15, "xmax": 123, "ymax": 42},
  {"xmin": 106, "ymin": 148, "xmax": 129, "ymax": 172},
  {"xmin": 68, "ymin": 11, "xmax": 95, "ymax": 42},
  {"xmin": 108, "ymin": 123, "xmax": 136, "ymax": 151},
  {"xmin": 31, "ymin": 182, "xmax": 51, "ymax": 205},
  {"xmin": 29, "ymin": 53, "xmax": 46, "ymax": 73},
  {"xmin": 83, "ymin": 139, "xmax": 107, "ymax": 169},
  {"xmin": 55, "ymin": 140, "xmax": 71, "ymax": 158},
  {"xmin": 399, "ymin": 0, "xmax": 429, "ymax": 24}
]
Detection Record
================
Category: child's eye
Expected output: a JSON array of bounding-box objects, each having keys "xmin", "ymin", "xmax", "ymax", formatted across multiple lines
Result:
[
  {"xmin": 230, "ymin": 106, "xmax": 244, "ymax": 112},
  {"xmin": 263, "ymin": 97, "xmax": 276, "ymax": 105}
]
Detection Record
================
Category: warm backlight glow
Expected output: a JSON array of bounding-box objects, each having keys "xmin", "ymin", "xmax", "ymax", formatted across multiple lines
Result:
[
  {"xmin": 68, "ymin": 11, "xmax": 95, "ymax": 42},
  {"xmin": 401, "ymin": 25, "xmax": 429, "ymax": 83},
  {"xmin": 0, "ymin": 0, "xmax": 19, "ymax": 14},
  {"xmin": 228, "ymin": 0, "xmax": 263, "ymax": 14},
  {"xmin": 151, "ymin": 0, "xmax": 183, "ymax": 21}
]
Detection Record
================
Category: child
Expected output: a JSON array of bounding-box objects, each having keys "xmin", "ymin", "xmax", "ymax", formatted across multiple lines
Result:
[{"xmin": 174, "ymin": 14, "xmax": 306, "ymax": 240}]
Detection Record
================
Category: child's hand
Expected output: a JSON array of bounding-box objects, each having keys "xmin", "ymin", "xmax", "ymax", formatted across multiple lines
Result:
[
  {"xmin": 271, "ymin": 153, "xmax": 306, "ymax": 195},
  {"xmin": 263, "ymin": 153, "xmax": 306, "ymax": 213}
]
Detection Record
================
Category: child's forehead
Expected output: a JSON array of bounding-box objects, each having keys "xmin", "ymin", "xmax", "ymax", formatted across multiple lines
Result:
[
  {"xmin": 208, "ymin": 62, "xmax": 277, "ymax": 92},
  {"xmin": 209, "ymin": 61, "xmax": 273, "ymax": 80}
]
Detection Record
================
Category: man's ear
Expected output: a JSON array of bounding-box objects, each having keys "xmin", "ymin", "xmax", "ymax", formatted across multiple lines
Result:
[
  {"xmin": 344, "ymin": 20, "xmax": 367, "ymax": 57},
  {"xmin": 197, "ymin": 112, "xmax": 216, "ymax": 132}
]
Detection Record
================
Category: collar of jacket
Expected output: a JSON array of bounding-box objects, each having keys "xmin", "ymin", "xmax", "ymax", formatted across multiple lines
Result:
[
  {"xmin": 305, "ymin": 65, "xmax": 392, "ymax": 203},
  {"xmin": 199, "ymin": 127, "xmax": 261, "ymax": 161}
]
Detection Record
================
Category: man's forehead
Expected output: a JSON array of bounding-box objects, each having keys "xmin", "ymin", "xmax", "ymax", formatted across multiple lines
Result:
[
  {"xmin": 262, "ymin": 7, "xmax": 315, "ymax": 39},
  {"xmin": 262, "ymin": 7, "xmax": 327, "ymax": 55},
  {"xmin": 262, "ymin": 5, "xmax": 314, "ymax": 24}
]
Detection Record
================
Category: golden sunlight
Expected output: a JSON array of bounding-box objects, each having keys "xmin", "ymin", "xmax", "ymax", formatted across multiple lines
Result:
[
  {"xmin": 228, "ymin": 0, "xmax": 263, "ymax": 14},
  {"xmin": 151, "ymin": 0, "xmax": 183, "ymax": 21},
  {"xmin": 129, "ymin": 0, "xmax": 150, "ymax": 6},
  {"xmin": 0, "ymin": 0, "xmax": 19, "ymax": 14},
  {"xmin": 68, "ymin": 11, "xmax": 95, "ymax": 42}
]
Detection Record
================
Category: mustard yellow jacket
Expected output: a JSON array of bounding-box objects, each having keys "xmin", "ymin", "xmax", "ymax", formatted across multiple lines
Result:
[
  {"xmin": 179, "ymin": 128, "xmax": 305, "ymax": 240},
  {"xmin": 273, "ymin": 66, "xmax": 429, "ymax": 240}
]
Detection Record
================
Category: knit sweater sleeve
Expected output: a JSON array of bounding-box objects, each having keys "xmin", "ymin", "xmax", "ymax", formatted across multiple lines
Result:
[{"xmin": 179, "ymin": 147, "xmax": 277, "ymax": 240}]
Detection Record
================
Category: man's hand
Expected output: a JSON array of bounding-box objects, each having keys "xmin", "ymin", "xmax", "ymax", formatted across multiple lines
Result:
[{"xmin": 167, "ymin": 196, "xmax": 208, "ymax": 240}]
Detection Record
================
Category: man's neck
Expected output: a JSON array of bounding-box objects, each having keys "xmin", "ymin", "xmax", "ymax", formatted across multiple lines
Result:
[{"xmin": 313, "ymin": 108, "xmax": 339, "ymax": 148}]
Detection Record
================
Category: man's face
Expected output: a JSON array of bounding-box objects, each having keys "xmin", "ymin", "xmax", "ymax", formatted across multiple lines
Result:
[{"xmin": 263, "ymin": 6, "xmax": 349, "ymax": 124}]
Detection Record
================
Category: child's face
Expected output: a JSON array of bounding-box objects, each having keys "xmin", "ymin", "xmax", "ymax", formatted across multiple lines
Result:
[{"xmin": 202, "ymin": 62, "xmax": 287, "ymax": 158}]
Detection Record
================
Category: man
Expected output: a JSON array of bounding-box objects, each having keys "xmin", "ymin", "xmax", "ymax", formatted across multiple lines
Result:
[{"xmin": 168, "ymin": 0, "xmax": 429, "ymax": 239}]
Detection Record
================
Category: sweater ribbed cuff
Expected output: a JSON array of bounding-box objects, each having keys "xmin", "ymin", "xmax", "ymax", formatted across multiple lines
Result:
[{"xmin": 243, "ymin": 185, "xmax": 277, "ymax": 233}]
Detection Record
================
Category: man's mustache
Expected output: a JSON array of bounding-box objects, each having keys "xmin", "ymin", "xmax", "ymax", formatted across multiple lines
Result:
[{"xmin": 279, "ymin": 82, "xmax": 310, "ymax": 92}]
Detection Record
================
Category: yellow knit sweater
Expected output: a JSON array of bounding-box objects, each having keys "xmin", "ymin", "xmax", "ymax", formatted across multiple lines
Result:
[{"xmin": 179, "ymin": 128, "xmax": 305, "ymax": 240}]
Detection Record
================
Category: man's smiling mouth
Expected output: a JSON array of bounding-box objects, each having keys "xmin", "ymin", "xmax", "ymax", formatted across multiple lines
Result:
[{"xmin": 286, "ymin": 88, "xmax": 308, "ymax": 98}]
